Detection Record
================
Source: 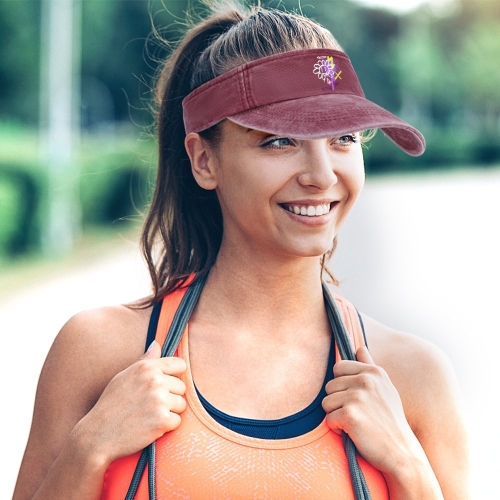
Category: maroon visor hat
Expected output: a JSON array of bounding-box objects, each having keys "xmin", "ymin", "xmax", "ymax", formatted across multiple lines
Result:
[{"xmin": 182, "ymin": 49, "xmax": 425, "ymax": 156}]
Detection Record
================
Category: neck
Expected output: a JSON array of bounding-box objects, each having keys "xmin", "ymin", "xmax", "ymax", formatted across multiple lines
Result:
[{"xmin": 194, "ymin": 239, "xmax": 329, "ymax": 338}]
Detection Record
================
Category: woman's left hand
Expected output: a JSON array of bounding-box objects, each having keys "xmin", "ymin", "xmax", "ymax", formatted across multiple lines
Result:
[{"xmin": 322, "ymin": 346, "xmax": 427, "ymax": 477}]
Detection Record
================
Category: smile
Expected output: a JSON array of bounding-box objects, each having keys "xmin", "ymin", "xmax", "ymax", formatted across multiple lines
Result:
[{"xmin": 282, "ymin": 203, "xmax": 332, "ymax": 217}]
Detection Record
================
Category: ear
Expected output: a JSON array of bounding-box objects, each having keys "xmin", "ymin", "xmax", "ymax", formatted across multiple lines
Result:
[{"xmin": 184, "ymin": 132, "xmax": 218, "ymax": 190}]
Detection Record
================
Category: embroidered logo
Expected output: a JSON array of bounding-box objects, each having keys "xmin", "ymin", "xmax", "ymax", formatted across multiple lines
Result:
[{"xmin": 313, "ymin": 56, "xmax": 342, "ymax": 91}]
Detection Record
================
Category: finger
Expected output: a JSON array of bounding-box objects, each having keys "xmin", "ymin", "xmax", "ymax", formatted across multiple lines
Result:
[
  {"xmin": 322, "ymin": 396, "xmax": 347, "ymax": 436},
  {"xmin": 165, "ymin": 375, "xmax": 186, "ymax": 396},
  {"xmin": 164, "ymin": 412, "xmax": 182, "ymax": 433},
  {"xmin": 141, "ymin": 340, "xmax": 162, "ymax": 360},
  {"xmin": 333, "ymin": 359, "xmax": 365, "ymax": 378},
  {"xmin": 168, "ymin": 394, "xmax": 187, "ymax": 414},
  {"xmin": 325, "ymin": 375, "xmax": 354, "ymax": 395},
  {"xmin": 355, "ymin": 345, "xmax": 376, "ymax": 365},
  {"xmin": 325, "ymin": 408, "xmax": 348, "ymax": 436},
  {"xmin": 322, "ymin": 392, "xmax": 344, "ymax": 414},
  {"xmin": 158, "ymin": 356, "xmax": 187, "ymax": 376}
]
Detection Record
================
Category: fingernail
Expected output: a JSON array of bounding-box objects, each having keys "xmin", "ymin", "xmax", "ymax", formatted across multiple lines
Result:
[{"xmin": 147, "ymin": 340, "xmax": 157, "ymax": 352}]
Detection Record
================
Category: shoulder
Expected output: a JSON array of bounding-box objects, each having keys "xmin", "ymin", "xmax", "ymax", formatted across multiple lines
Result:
[
  {"xmin": 360, "ymin": 314, "xmax": 462, "ymax": 429},
  {"xmin": 57, "ymin": 303, "xmax": 153, "ymax": 358},
  {"xmin": 362, "ymin": 313, "xmax": 452, "ymax": 377},
  {"xmin": 39, "ymin": 306, "xmax": 151, "ymax": 412},
  {"xmin": 49, "ymin": 305, "xmax": 151, "ymax": 384},
  {"xmin": 325, "ymin": 289, "xmax": 458, "ymax": 413},
  {"xmin": 359, "ymin": 313, "xmax": 471, "ymax": 483},
  {"xmin": 362, "ymin": 314, "xmax": 472, "ymax": 496}
]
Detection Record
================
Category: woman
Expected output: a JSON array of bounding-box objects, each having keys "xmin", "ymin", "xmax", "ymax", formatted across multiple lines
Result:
[{"xmin": 14, "ymin": 4, "xmax": 470, "ymax": 499}]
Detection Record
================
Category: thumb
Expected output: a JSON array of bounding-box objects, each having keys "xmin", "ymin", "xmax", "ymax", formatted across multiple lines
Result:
[
  {"xmin": 355, "ymin": 345, "xmax": 376, "ymax": 365},
  {"xmin": 141, "ymin": 340, "xmax": 162, "ymax": 359}
]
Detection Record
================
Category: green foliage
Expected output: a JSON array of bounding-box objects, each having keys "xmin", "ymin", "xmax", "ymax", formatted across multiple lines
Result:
[
  {"xmin": 79, "ymin": 0, "xmax": 195, "ymax": 124},
  {"xmin": 0, "ymin": 125, "xmax": 155, "ymax": 260},
  {"xmin": 0, "ymin": 163, "xmax": 43, "ymax": 258},
  {"xmin": 81, "ymin": 0, "xmax": 153, "ymax": 122},
  {"xmin": 78, "ymin": 134, "xmax": 156, "ymax": 226},
  {"xmin": 363, "ymin": 127, "xmax": 500, "ymax": 173},
  {"xmin": 459, "ymin": 20, "xmax": 500, "ymax": 108},
  {"xmin": 0, "ymin": 0, "xmax": 42, "ymax": 124},
  {"xmin": 0, "ymin": 175, "xmax": 22, "ymax": 258},
  {"xmin": 0, "ymin": 125, "xmax": 44, "ymax": 257}
]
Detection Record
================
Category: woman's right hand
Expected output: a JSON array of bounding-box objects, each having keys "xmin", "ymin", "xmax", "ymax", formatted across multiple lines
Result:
[{"xmin": 78, "ymin": 340, "xmax": 187, "ymax": 463}]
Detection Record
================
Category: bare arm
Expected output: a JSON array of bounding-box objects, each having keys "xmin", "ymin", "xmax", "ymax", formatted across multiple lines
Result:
[{"xmin": 13, "ymin": 306, "xmax": 186, "ymax": 500}]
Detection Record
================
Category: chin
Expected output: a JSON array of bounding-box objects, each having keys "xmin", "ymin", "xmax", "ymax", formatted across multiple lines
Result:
[{"xmin": 284, "ymin": 241, "xmax": 333, "ymax": 259}]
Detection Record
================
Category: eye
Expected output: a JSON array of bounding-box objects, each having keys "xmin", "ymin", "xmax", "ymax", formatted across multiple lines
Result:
[
  {"xmin": 335, "ymin": 134, "xmax": 358, "ymax": 146},
  {"xmin": 261, "ymin": 137, "xmax": 294, "ymax": 149}
]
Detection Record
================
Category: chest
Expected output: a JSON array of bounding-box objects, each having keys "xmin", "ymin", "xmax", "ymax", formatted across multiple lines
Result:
[
  {"xmin": 102, "ymin": 360, "xmax": 389, "ymax": 500},
  {"xmin": 187, "ymin": 321, "xmax": 332, "ymax": 420}
]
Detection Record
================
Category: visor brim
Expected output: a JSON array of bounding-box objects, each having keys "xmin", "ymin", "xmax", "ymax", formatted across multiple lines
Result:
[{"xmin": 228, "ymin": 94, "xmax": 425, "ymax": 157}]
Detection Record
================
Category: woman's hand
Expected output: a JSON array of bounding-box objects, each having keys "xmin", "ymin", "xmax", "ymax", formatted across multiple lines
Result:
[
  {"xmin": 76, "ymin": 340, "xmax": 187, "ymax": 464},
  {"xmin": 322, "ymin": 346, "xmax": 431, "ymax": 478}
]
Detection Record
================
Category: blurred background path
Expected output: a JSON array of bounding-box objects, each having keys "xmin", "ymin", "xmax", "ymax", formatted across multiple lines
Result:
[{"xmin": 2, "ymin": 168, "xmax": 499, "ymax": 498}]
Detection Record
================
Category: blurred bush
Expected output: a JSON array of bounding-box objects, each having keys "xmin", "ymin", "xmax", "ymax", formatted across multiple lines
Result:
[
  {"xmin": 364, "ymin": 128, "xmax": 500, "ymax": 173},
  {"xmin": 0, "ymin": 125, "xmax": 43, "ymax": 261},
  {"xmin": 0, "ymin": 165, "xmax": 42, "ymax": 259},
  {"xmin": 0, "ymin": 126, "xmax": 155, "ymax": 262},
  {"xmin": 78, "ymin": 134, "xmax": 155, "ymax": 226}
]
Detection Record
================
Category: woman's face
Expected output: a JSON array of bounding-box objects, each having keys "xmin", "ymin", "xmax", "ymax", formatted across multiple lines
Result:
[{"xmin": 201, "ymin": 119, "xmax": 365, "ymax": 260}]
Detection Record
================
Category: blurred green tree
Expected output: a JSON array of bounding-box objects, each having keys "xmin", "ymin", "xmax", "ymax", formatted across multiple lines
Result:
[
  {"xmin": 0, "ymin": 1, "xmax": 41, "ymax": 124},
  {"xmin": 458, "ymin": 19, "xmax": 500, "ymax": 134}
]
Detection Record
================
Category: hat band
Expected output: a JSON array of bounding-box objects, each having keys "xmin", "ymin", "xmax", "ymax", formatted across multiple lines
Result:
[{"xmin": 182, "ymin": 49, "xmax": 365, "ymax": 135}]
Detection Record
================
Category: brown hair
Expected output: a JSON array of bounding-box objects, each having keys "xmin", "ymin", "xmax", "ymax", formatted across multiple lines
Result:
[{"xmin": 140, "ymin": 3, "xmax": 343, "ymax": 305}]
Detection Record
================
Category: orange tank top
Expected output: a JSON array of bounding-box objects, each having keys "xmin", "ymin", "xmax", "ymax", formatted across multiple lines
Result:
[{"xmin": 101, "ymin": 287, "xmax": 389, "ymax": 499}]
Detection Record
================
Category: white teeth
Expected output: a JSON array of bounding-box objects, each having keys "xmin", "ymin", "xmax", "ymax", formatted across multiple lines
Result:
[{"xmin": 286, "ymin": 203, "xmax": 331, "ymax": 217}]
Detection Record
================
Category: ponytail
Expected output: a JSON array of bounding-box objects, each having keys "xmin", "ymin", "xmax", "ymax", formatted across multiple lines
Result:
[{"xmin": 141, "ymin": 8, "xmax": 245, "ymax": 303}]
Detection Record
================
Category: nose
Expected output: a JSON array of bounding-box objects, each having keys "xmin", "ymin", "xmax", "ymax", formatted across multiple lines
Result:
[{"xmin": 297, "ymin": 142, "xmax": 338, "ymax": 190}]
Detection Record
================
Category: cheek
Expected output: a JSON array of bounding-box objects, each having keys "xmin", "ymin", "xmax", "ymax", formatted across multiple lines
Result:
[
  {"xmin": 353, "ymin": 167, "xmax": 366, "ymax": 197},
  {"xmin": 215, "ymin": 162, "xmax": 267, "ymax": 219},
  {"xmin": 343, "ymin": 151, "xmax": 365, "ymax": 200},
  {"xmin": 217, "ymin": 154, "xmax": 285, "ymax": 205}
]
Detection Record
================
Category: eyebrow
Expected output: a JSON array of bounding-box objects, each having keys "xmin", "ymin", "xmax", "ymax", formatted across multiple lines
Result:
[
  {"xmin": 245, "ymin": 127, "xmax": 263, "ymax": 134},
  {"xmin": 245, "ymin": 128, "xmax": 273, "ymax": 138}
]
